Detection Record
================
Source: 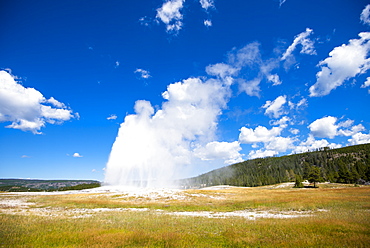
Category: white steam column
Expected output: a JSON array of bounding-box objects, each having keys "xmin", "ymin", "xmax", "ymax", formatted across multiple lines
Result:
[{"xmin": 104, "ymin": 77, "xmax": 230, "ymax": 188}]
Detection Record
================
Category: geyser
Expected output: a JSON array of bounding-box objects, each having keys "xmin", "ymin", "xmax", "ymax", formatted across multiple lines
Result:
[{"xmin": 104, "ymin": 77, "xmax": 230, "ymax": 188}]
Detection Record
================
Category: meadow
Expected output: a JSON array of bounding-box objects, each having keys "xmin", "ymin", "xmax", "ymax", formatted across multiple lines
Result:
[{"xmin": 1, "ymin": 183, "xmax": 369, "ymax": 247}]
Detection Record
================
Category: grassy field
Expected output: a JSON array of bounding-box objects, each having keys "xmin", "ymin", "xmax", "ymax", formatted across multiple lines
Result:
[{"xmin": 1, "ymin": 183, "xmax": 369, "ymax": 247}]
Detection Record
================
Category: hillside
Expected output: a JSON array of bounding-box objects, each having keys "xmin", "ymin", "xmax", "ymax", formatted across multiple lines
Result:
[
  {"xmin": 183, "ymin": 143, "xmax": 370, "ymax": 188},
  {"xmin": 0, "ymin": 179, "xmax": 101, "ymax": 192}
]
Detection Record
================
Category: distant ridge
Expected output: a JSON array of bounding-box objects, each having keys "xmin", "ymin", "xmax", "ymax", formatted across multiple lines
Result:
[
  {"xmin": 0, "ymin": 179, "xmax": 101, "ymax": 192},
  {"xmin": 183, "ymin": 143, "xmax": 370, "ymax": 188}
]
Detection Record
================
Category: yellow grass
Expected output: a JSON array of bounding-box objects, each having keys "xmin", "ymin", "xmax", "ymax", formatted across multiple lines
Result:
[{"xmin": 1, "ymin": 184, "xmax": 369, "ymax": 247}]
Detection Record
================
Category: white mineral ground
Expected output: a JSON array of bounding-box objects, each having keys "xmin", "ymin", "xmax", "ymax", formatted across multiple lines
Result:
[{"xmin": 0, "ymin": 184, "xmax": 323, "ymax": 219}]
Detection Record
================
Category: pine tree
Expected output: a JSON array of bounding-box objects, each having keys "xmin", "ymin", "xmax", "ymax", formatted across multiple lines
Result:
[
  {"xmin": 294, "ymin": 174, "xmax": 304, "ymax": 188},
  {"xmin": 307, "ymin": 166, "xmax": 323, "ymax": 188}
]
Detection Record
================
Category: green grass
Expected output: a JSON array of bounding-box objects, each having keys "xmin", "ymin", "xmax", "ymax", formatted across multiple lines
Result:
[{"xmin": 1, "ymin": 184, "xmax": 370, "ymax": 247}]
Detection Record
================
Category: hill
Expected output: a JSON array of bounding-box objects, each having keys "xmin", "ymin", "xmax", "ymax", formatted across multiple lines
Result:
[
  {"xmin": 0, "ymin": 179, "xmax": 101, "ymax": 192},
  {"xmin": 183, "ymin": 143, "xmax": 370, "ymax": 188}
]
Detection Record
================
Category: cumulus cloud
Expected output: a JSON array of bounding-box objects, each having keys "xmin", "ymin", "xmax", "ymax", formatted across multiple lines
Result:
[
  {"xmin": 309, "ymin": 116, "xmax": 368, "ymax": 142},
  {"xmin": 204, "ymin": 19, "xmax": 212, "ymax": 27},
  {"xmin": 199, "ymin": 0, "xmax": 214, "ymax": 10},
  {"xmin": 239, "ymin": 117, "xmax": 297, "ymax": 159},
  {"xmin": 338, "ymin": 124, "xmax": 365, "ymax": 137},
  {"xmin": 348, "ymin": 132, "xmax": 370, "ymax": 145},
  {"xmin": 267, "ymin": 74, "xmax": 282, "ymax": 86},
  {"xmin": 308, "ymin": 116, "xmax": 338, "ymax": 139},
  {"xmin": 361, "ymin": 77, "xmax": 370, "ymax": 93},
  {"xmin": 262, "ymin": 95, "xmax": 287, "ymax": 119},
  {"xmin": 270, "ymin": 116, "xmax": 291, "ymax": 128},
  {"xmin": 309, "ymin": 32, "xmax": 370, "ymax": 97},
  {"xmin": 134, "ymin": 69, "xmax": 151, "ymax": 79},
  {"xmin": 281, "ymin": 28, "xmax": 316, "ymax": 61},
  {"xmin": 0, "ymin": 70, "xmax": 75, "ymax": 134},
  {"xmin": 72, "ymin": 153, "xmax": 83, "ymax": 158},
  {"xmin": 239, "ymin": 126, "xmax": 283, "ymax": 144},
  {"xmin": 194, "ymin": 141, "xmax": 244, "ymax": 164},
  {"xmin": 248, "ymin": 149, "xmax": 278, "ymax": 159},
  {"xmin": 293, "ymin": 135, "xmax": 342, "ymax": 154},
  {"xmin": 360, "ymin": 4, "xmax": 370, "ymax": 26},
  {"xmin": 289, "ymin": 128, "xmax": 300, "ymax": 135},
  {"xmin": 265, "ymin": 136, "xmax": 295, "ymax": 153},
  {"xmin": 156, "ymin": 0, "xmax": 185, "ymax": 33},
  {"xmin": 199, "ymin": 0, "xmax": 215, "ymax": 27}
]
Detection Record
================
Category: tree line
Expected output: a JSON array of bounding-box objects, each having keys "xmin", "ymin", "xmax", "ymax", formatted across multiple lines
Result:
[{"xmin": 182, "ymin": 144, "xmax": 370, "ymax": 188}]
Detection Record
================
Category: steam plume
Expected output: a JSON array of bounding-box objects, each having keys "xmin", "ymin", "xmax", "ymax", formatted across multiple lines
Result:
[{"xmin": 104, "ymin": 77, "xmax": 230, "ymax": 187}]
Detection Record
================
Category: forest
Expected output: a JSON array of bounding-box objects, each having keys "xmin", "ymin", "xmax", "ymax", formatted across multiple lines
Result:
[{"xmin": 183, "ymin": 143, "xmax": 370, "ymax": 188}]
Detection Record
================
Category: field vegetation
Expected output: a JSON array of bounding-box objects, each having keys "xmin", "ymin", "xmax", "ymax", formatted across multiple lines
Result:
[{"xmin": 1, "ymin": 183, "xmax": 369, "ymax": 247}]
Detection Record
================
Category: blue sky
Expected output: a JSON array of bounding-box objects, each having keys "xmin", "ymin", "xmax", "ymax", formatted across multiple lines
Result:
[{"xmin": 1, "ymin": 0, "xmax": 370, "ymax": 182}]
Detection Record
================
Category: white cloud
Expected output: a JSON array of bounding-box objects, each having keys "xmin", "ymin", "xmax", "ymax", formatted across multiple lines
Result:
[
  {"xmin": 309, "ymin": 32, "xmax": 370, "ymax": 97},
  {"xmin": 288, "ymin": 98, "xmax": 308, "ymax": 110},
  {"xmin": 239, "ymin": 126, "xmax": 283, "ymax": 144},
  {"xmin": 293, "ymin": 135, "xmax": 341, "ymax": 154},
  {"xmin": 361, "ymin": 77, "xmax": 370, "ymax": 88},
  {"xmin": 194, "ymin": 141, "xmax": 244, "ymax": 164},
  {"xmin": 308, "ymin": 116, "xmax": 338, "ymax": 139},
  {"xmin": 279, "ymin": 0, "xmax": 287, "ymax": 7},
  {"xmin": 0, "ymin": 70, "xmax": 75, "ymax": 134},
  {"xmin": 204, "ymin": 19, "xmax": 212, "ymax": 27},
  {"xmin": 338, "ymin": 124, "xmax": 365, "ymax": 137},
  {"xmin": 248, "ymin": 149, "xmax": 278, "ymax": 159},
  {"xmin": 205, "ymin": 43, "xmax": 268, "ymax": 98},
  {"xmin": 289, "ymin": 128, "xmax": 300, "ymax": 135},
  {"xmin": 281, "ymin": 28, "xmax": 316, "ymax": 61},
  {"xmin": 199, "ymin": 0, "xmax": 214, "ymax": 10},
  {"xmin": 156, "ymin": 0, "xmax": 185, "ymax": 33},
  {"xmin": 206, "ymin": 63, "xmax": 239, "ymax": 79},
  {"xmin": 207, "ymin": 42, "xmax": 283, "ymax": 97},
  {"xmin": 265, "ymin": 136, "xmax": 295, "ymax": 152},
  {"xmin": 262, "ymin": 95, "xmax": 287, "ymax": 119},
  {"xmin": 199, "ymin": 1, "xmax": 215, "ymax": 28},
  {"xmin": 46, "ymin": 97, "xmax": 66, "ymax": 108},
  {"xmin": 348, "ymin": 132, "xmax": 370, "ymax": 145},
  {"xmin": 107, "ymin": 114, "xmax": 118, "ymax": 120},
  {"xmin": 134, "ymin": 69, "xmax": 151, "ymax": 79},
  {"xmin": 267, "ymin": 74, "xmax": 282, "ymax": 86},
  {"xmin": 296, "ymin": 98, "xmax": 308, "ymax": 108},
  {"xmin": 338, "ymin": 119, "xmax": 354, "ymax": 128},
  {"xmin": 228, "ymin": 42, "xmax": 262, "ymax": 68},
  {"xmin": 360, "ymin": 4, "xmax": 370, "ymax": 26},
  {"xmin": 139, "ymin": 16, "xmax": 151, "ymax": 27},
  {"xmin": 238, "ymin": 78, "xmax": 261, "ymax": 97},
  {"xmin": 241, "ymin": 122, "xmax": 295, "ymax": 159},
  {"xmin": 73, "ymin": 153, "xmax": 83, "ymax": 158},
  {"xmin": 270, "ymin": 116, "xmax": 291, "ymax": 128},
  {"xmin": 309, "ymin": 116, "xmax": 366, "ymax": 141}
]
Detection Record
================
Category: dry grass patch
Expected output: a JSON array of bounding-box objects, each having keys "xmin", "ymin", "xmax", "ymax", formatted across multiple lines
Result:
[{"xmin": 1, "ymin": 184, "xmax": 369, "ymax": 247}]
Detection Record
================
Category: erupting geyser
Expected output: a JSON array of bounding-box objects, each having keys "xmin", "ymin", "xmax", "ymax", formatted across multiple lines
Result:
[{"xmin": 104, "ymin": 77, "xmax": 230, "ymax": 188}]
